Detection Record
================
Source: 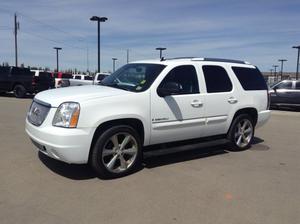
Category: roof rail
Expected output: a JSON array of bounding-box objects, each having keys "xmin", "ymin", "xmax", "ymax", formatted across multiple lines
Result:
[
  {"xmin": 162, "ymin": 57, "xmax": 250, "ymax": 64},
  {"xmin": 191, "ymin": 58, "xmax": 248, "ymax": 64}
]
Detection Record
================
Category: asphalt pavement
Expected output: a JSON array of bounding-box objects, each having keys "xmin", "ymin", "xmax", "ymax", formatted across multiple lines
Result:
[{"xmin": 0, "ymin": 95, "xmax": 299, "ymax": 224}]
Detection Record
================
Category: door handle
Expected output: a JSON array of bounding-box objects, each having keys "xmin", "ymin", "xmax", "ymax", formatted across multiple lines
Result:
[
  {"xmin": 228, "ymin": 97, "xmax": 238, "ymax": 104},
  {"xmin": 191, "ymin": 100, "xmax": 203, "ymax": 107}
]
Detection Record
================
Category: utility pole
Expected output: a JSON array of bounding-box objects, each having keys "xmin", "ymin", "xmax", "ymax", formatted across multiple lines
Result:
[
  {"xmin": 53, "ymin": 47, "xmax": 62, "ymax": 72},
  {"xmin": 14, "ymin": 13, "xmax": 19, "ymax": 67},
  {"xmin": 127, "ymin": 49, "xmax": 129, "ymax": 64},
  {"xmin": 292, "ymin": 46, "xmax": 300, "ymax": 80},
  {"xmin": 273, "ymin": 65, "xmax": 279, "ymax": 82},
  {"xmin": 278, "ymin": 59, "xmax": 287, "ymax": 81}
]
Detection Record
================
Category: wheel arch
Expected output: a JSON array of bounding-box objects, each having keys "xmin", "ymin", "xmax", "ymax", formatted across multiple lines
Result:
[
  {"xmin": 228, "ymin": 107, "xmax": 258, "ymax": 133},
  {"xmin": 88, "ymin": 118, "xmax": 145, "ymax": 162}
]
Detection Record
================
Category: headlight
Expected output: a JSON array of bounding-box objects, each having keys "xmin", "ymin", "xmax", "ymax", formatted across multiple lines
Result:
[{"xmin": 52, "ymin": 102, "xmax": 80, "ymax": 128}]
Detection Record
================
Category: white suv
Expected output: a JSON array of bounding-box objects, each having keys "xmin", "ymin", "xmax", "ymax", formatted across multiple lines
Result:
[{"xmin": 26, "ymin": 58, "xmax": 271, "ymax": 178}]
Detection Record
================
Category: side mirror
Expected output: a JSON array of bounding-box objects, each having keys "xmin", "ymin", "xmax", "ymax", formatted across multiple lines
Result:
[{"xmin": 157, "ymin": 82, "xmax": 181, "ymax": 97}]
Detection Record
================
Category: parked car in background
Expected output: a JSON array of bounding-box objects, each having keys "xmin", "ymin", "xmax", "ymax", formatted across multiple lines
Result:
[
  {"xmin": 53, "ymin": 72, "xmax": 73, "ymax": 88},
  {"xmin": 26, "ymin": 57, "xmax": 270, "ymax": 178},
  {"xmin": 269, "ymin": 80, "xmax": 300, "ymax": 109},
  {"xmin": 0, "ymin": 66, "xmax": 34, "ymax": 98},
  {"xmin": 31, "ymin": 70, "xmax": 55, "ymax": 92},
  {"xmin": 69, "ymin": 72, "xmax": 110, "ymax": 86}
]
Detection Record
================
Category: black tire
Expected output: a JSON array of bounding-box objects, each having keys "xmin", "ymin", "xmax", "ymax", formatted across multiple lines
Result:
[
  {"xmin": 227, "ymin": 114, "xmax": 254, "ymax": 151},
  {"xmin": 90, "ymin": 125, "xmax": 142, "ymax": 179},
  {"xmin": 13, "ymin": 85, "xmax": 26, "ymax": 98}
]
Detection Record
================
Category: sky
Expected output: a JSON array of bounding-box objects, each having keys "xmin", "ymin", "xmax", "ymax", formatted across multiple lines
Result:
[{"xmin": 0, "ymin": 0, "xmax": 299, "ymax": 72}]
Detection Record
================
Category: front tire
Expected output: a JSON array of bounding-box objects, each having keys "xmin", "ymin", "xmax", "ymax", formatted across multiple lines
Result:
[
  {"xmin": 90, "ymin": 125, "xmax": 142, "ymax": 179},
  {"xmin": 13, "ymin": 85, "xmax": 26, "ymax": 98},
  {"xmin": 227, "ymin": 114, "xmax": 254, "ymax": 150}
]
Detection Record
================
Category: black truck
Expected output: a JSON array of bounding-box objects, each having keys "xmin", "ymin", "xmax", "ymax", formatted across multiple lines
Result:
[{"xmin": 0, "ymin": 66, "xmax": 55, "ymax": 98}]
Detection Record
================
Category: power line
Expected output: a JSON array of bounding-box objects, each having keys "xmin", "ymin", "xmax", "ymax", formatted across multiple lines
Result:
[{"xmin": 21, "ymin": 30, "xmax": 86, "ymax": 50}]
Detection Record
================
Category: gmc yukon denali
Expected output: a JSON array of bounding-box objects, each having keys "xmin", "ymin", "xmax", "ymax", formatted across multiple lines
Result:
[{"xmin": 25, "ymin": 58, "xmax": 271, "ymax": 178}]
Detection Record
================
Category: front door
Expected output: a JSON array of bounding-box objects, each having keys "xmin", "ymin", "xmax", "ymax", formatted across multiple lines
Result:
[{"xmin": 150, "ymin": 65, "xmax": 206, "ymax": 145}]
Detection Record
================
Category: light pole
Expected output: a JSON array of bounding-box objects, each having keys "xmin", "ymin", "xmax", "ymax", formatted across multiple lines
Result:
[
  {"xmin": 90, "ymin": 16, "xmax": 108, "ymax": 73},
  {"xmin": 278, "ymin": 59, "xmax": 287, "ymax": 81},
  {"xmin": 273, "ymin": 65, "xmax": 279, "ymax": 81},
  {"xmin": 292, "ymin": 46, "xmax": 300, "ymax": 80},
  {"xmin": 112, "ymin": 58, "xmax": 117, "ymax": 72},
  {"xmin": 53, "ymin": 47, "xmax": 62, "ymax": 72},
  {"xmin": 270, "ymin": 69, "xmax": 273, "ymax": 76},
  {"xmin": 156, "ymin": 47, "xmax": 166, "ymax": 59}
]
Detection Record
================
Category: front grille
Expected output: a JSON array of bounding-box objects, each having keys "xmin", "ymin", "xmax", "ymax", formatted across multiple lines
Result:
[{"xmin": 27, "ymin": 100, "xmax": 51, "ymax": 126}]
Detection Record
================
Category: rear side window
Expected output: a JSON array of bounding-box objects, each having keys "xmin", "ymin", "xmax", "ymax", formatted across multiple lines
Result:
[
  {"xmin": 84, "ymin": 76, "xmax": 93, "ymax": 80},
  {"xmin": 232, "ymin": 67, "xmax": 267, "ymax": 90},
  {"xmin": 202, "ymin": 65, "xmax": 232, "ymax": 93},
  {"xmin": 295, "ymin": 81, "xmax": 300, "ymax": 90},
  {"xmin": 0, "ymin": 66, "xmax": 10, "ymax": 74},
  {"xmin": 74, "ymin": 76, "xmax": 81, "ymax": 80}
]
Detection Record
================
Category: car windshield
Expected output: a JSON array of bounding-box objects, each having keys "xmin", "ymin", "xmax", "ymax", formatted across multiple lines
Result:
[{"xmin": 100, "ymin": 63, "xmax": 166, "ymax": 92}]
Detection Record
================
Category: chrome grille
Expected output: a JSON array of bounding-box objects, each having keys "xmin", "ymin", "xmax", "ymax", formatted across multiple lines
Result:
[{"xmin": 27, "ymin": 100, "xmax": 51, "ymax": 126}]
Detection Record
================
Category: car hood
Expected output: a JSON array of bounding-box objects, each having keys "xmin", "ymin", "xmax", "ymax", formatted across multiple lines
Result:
[{"xmin": 35, "ymin": 85, "xmax": 131, "ymax": 107}]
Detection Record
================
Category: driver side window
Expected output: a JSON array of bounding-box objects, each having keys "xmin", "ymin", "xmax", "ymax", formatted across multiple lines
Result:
[{"xmin": 159, "ymin": 65, "xmax": 199, "ymax": 95}]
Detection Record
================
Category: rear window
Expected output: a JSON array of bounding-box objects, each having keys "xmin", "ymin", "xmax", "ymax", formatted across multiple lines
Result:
[
  {"xmin": 296, "ymin": 81, "xmax": 300, "ymax": 90},
  {"xmin": 232, "ymin": 67, "xmax": 267, "ymax": 90},
  {"xmin": 202, "ymin": 65, "xmax": 232, "ymax": 93}
]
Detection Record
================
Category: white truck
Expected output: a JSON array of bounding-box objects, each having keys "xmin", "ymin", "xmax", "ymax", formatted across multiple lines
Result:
[
  {"xmin": 69, "ymin": 73, "xmax": 110, "ymax": 86},
  {"xmin": 26, "ymin": 57, "xmax": 271, "ymax": 178}
]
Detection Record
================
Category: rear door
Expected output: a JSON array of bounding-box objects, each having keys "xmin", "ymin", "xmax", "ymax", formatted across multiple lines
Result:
[
  {"xmin": 199, "ymin": 64, "xmax": 237, "ymax": 136},
  {"xmin": 150, "ymin": 65, "xmax": 206, "ymax": 144}
]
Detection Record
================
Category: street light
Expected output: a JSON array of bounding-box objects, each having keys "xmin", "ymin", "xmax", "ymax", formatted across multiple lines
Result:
[
  {"xmin": 90, "ymin": 16, "xmax": 108, "ymax": 73},
  {"xmin": 112, "ymin": 58, "xmax": 117, "ymax": 72},
  {"xmin": 53, "ymin": 47, "xmax": 62, "ymax": 72},
  {"xmin": 156, "ymin": 47, "xmax": 166, "ymax": 59},
  {"xmin": 292, "ymin": 45, "xmax": 300, "ymax": 80},
  {"xmin": 278, "ymin": 59, "xmax": 287, "ymax": 81},
  {"xmin": 273, "ymin": 65, "xmax": 279, "ymax": 82}
]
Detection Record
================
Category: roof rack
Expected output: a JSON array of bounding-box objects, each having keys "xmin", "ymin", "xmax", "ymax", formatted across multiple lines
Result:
[
  {"xmin": 191, "ymin": 58, "xmax": 248, "ymax": 64},
  {"xmin": 161, "ymin": 57, "xmax": 249, "ymax": 64}
]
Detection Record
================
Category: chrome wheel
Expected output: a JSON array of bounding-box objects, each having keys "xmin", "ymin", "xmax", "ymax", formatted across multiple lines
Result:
[
  {"xmin": 234, "ymin": 119, "xmax": 253, "ymax": 148},
  {"xmin": 101, "ymin": 132, "xmax": 138, "ymax": 173}
]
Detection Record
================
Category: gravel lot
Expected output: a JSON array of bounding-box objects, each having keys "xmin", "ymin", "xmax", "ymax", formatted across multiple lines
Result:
[{"xmin": 0, "ymin": 95, "xmax": 299, "ymax": 224}]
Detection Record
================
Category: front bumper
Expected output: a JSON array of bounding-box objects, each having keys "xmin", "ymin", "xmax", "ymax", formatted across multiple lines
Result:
[
  {"xmin": 256, "ymin": 110, "xmax": 271, "ymax": 128},
  {"xmin": 25, "ymin": 118, "xmax": 95, "ymax": 164}
]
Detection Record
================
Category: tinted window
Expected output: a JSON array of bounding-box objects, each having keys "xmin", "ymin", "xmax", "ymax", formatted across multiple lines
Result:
[
  {"xmin": 84, "ymin": 76, "xmax": 93, "ymax": 80},
  {"xmin": 203, "ymin": 65, "xmax": 232, "ymax": 93},
  {"xmin": 232, "ymin": 67, "xmax": 267, "ymax": 90},
  {"xmin": 159, "ymin": 65, "xmax": 199, "ymax": 95},
  {"xmin": 295, "ymin": 81, "xmax": 300, "ymax": 90},
  {"xmin": 276, "ymin": 81, "xmax": 293, "ymax": 89},
  {"xmin": 75, "ymin": 76, "xmax": 81, "ymax": 80}
]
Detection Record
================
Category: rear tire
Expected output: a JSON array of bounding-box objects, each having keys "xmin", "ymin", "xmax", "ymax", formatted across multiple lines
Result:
[
  {"xmin": 13, "ymin": 85, "xmax": 26, "ymax": 98},
  {"xmin": 227, "ymin": 114, "xmax": 254, "ymax": 151},
  {"xmin": 90, "ymin": 125, "xmax": 142, "ymax": 179}
]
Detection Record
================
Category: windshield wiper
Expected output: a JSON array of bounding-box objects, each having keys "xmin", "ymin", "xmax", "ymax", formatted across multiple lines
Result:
[{"xmin": 99, "ymin": 83, "xmax": 129, "ymax": 91}]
